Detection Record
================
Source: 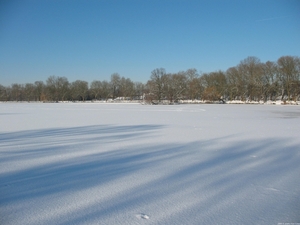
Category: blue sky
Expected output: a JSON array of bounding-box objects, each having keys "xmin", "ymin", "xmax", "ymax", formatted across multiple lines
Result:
[{"xmin": 0, "ymin": 0, "xmax": 299, "ymax": 86}]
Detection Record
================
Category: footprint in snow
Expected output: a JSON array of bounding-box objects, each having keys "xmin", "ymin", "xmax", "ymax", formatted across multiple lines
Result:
[{"xmin": 136, "ymin": 213, "xmax": 150, "ymax": 220}]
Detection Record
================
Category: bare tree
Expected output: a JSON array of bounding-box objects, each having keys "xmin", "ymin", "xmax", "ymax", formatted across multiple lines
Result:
[
  {"xmin": 226, "ymin": 67, "xmax": 241, "ymax": 100},
  {"xmin": 110, "ymin": 73, "xmax": 121, "ymax": 99},
  {"xmin": 11, "ymin": 84, "xmax": 24, "ymax": 101},
  {"xmin": 1, "ymin": 55, "xmax": 299, "ymax": 103},
  {"xmin": 200, "ymin": 71, "xmax": 226, "ymax": 101},
  {"xmin": 147, "ymin": 68, "xmax": 166, "ymax": 103},
  {"xmin": 101, "ymin": 80, "xmax": 111, "ymax": 101},
  {"xmin": 90, "ymin": 80, "xmax": 103, "ymax": 100},
  {"xmin": 277, "ymin": 56, "xmax": 300, "ymax": 101},
  {"xmin": 34, "ymin": 81, "xmax": 45, "ymax": 101},
  {"xmin": 46, "ymin": 76, "xmax": 58, "ymax": 101},
  {"xmin": 24, "ymin": 83, "xmax": 35, "ymax": 101},
  {"xmin": 238, "ymin": 56, "xmax": 262, "ymax": 101},
  {"xmin": 261, "ymin": 61, "xmax": 279, "ymax": 101},
  {"xmin": 58, "ymin": 77, "xmax": 70, "ymax": 101},
  {"xmin": 119, "ymin": 77, "xmax": 134, "ymax": 99},
  {"xmin": 46, "ymin": 76, "xmax": 70, "ymax": 101},
  {"xmin": 71, "ymin": 80, "xmax": 89, "ymax": 101},
  {"xmin": 163, "ymin": 72, "xmax": 187, "ymax": 103},
  {"xmin": 161, "ymin": 73, "xmax": 173, "ymax": 102},
  {"xmin": 185, "ymin": 68, "xmax": 200, "ymax": 100},
  {"xmin": 0, "ymin": 85, "xmax": 9, "ymax": 101},
  {"xmin": 133, "ymin": 82, "xmax": 145, "ymax": 100}
]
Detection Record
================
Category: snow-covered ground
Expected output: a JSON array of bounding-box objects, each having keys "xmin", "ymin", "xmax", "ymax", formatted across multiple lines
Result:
[{"xmin": 1, "ymin": 103, "xmax": 300, "ymax": 225}]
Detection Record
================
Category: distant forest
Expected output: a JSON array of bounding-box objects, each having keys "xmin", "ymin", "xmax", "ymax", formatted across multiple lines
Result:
[{"xmin": 1, "ymin": 55, "xmax": 300, "ymax": 103}]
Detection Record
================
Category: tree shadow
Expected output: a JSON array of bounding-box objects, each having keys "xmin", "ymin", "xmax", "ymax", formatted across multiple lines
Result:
[{"xmin": 1, "ymin": 125, "xmax": 300, "ymax": 225}]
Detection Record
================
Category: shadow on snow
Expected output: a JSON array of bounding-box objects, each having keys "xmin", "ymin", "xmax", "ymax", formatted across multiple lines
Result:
[{"xmin": 0, "ymin": 125, "xmax": 300, "ymax": 225}]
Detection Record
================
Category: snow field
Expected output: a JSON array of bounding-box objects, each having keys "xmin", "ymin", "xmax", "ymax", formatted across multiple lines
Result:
[{"xmin": 0, "ymin": 103, "xmax": 300, "ymax": 224}]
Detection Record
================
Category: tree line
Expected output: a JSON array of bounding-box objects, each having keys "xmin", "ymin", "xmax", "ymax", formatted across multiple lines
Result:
[{"xmin": 0, "ymin": 55, "xmax": 299, "ymax": 103}]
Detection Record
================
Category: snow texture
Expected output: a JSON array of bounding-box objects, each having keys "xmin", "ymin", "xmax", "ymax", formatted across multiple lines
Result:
[{"xmin": 0, "ymin": 103, "xmax": 300, "ymax": 225}]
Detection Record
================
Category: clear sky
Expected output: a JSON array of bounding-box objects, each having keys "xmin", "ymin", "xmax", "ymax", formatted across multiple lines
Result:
[{"xmin": 0, "ymin": 0, "xmax": 299, "ymax": 86}]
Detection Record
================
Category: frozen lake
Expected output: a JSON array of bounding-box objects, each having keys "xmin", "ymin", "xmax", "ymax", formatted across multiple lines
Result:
[{"xmin": 1, "ymin": 103, "xmax": 300, "ymax": 224}]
